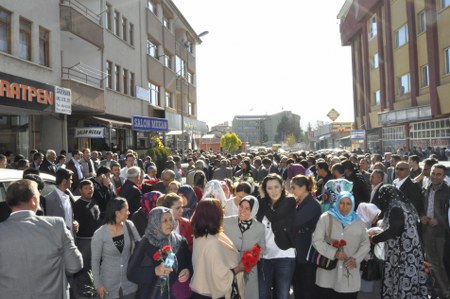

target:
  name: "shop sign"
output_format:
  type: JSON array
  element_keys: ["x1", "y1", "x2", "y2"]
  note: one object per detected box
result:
[
  {"x1": 0, "y1": 71, "x2": 55, "y2": 112},
  {"x1": 136, "y1": 86, "x2": 150, "y2": 102},
  {"x1": 351, "y1": 130, "x2": 365, "y2": 140},
  {"x1": 132, "y1": 116, "x2": 168, "y2": 132},
  {"x1": 54, "y1": 86, "x2": 72, "y2": 115},
  {"x1": 75, "y1": 127, "x2": 105, "y2": 138},
  {"x1": 411, "y1": 139, "x2": 450, "y2": 148},
  {"x1": 332, "y1": 122, "x2": 353, "y2": 132}
]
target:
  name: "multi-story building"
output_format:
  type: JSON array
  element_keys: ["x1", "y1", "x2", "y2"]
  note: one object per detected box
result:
[
  {"x1": 0, "y1": 0, "x2": 207, "y2": 155},
  {"x1": 232, "y1": 111, "x2": 301, "y2": 146},
  {"x1": 338, "y1": 0, "x2": 450, "y2": 153}
]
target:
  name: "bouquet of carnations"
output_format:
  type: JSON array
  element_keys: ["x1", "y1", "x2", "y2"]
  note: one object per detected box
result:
[
  {"x1": 153, "y1": 245, "x2": 176, "y2": 296},
  {"x1": 241, "y1": 244, "x2": 262, "y2": 273}
]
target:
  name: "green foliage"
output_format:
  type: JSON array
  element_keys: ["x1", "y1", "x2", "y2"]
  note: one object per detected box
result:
[
  {"x1": 220, "y1": 132, "x2": 242, "y2": 152},
  {"x1": 285, "y1": 134, "x2": 296, "y2": 147},
  {"x1": 146, "y1": 136, "x2": 171, "y2": 176},
  {"x1": 275, "y1": 115, "x2": 303, "y2": 144}
]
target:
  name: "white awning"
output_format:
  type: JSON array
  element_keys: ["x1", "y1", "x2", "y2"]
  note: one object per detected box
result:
[{"x1": 166, "y1": 130, "x2": 182, "y2": 135}]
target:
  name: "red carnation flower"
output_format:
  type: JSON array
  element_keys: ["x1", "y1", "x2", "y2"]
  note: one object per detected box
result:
[
  {"x1": 332, "y1": 240, "x2": 340, "y2": 248},
  {"x1": 162, "y1": 245, "x2": 172, "y2": 253},
  {"x1": 339, "y1": 240, "x2": 347, "y2": 247},
  {"x1": 252, "y1": 245, "x2": 261, "y2": 256},
  {"x1": 153, "y1": 250, "x2": 161, "y2": 261}
]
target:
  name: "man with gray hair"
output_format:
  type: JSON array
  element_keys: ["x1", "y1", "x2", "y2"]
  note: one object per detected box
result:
[
  {"x1": 39, "y1": 149, "x2": 57, "y2": 175},
  {"x1": 118, "y1": 166, "x2": 142, "y2": 217},
  {"x1": 187, "y1": 159, "x2": 205, "y2": 187},
  {"x1": 212, "y1": 159, "x2": 233, "y2": 181}
]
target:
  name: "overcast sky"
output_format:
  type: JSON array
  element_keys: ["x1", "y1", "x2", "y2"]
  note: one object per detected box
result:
[{"x1": 173, "y1": 0, "x2": 352, "y2": 130}]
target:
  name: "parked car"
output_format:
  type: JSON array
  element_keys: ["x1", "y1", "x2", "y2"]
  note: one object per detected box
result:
[{"x1": 0, "y1": 169, "x2": 56, "y2": 222}]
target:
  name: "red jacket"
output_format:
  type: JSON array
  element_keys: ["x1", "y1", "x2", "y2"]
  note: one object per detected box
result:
[{"x1": 178, "y1": 217, "x2": 193, "y2": 251}]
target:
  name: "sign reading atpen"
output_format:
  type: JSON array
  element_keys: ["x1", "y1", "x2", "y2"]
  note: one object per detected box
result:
[{"x1": 132, "y1": 116, "x2": 168, "y2": 132}]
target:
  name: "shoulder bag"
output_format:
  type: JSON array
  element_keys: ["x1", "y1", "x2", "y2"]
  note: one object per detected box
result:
[{"x1": 306, "y1": 214, "x2": 337, "y2": 270}]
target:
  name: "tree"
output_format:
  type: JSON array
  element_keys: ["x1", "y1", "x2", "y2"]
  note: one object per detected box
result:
[
  {"x1": 275, "y1": 115, "x2": 303, "y2": 144},
  {"x1": 285, "y1": 134, "x2": 296, "y2": 147},
  {"x1": 220, "y1": 132, "x2": 242, "y2": 152},
  {"x1": 146, "y1": 136, "x2": 170, "y2": 177}
]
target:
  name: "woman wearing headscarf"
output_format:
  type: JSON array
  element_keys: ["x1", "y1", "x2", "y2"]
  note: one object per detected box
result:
[
  {"x1": 290, "y1": 175, "x2": 321, "y2": 299},
  {"x1": 177, "y1": 185, "x2": 198, "y2": 219},
  {"x1": 223, "y1": 195, "x2": 265, "y2": 299},
  {"x1": 127, "y1": 207, "x2": 192, "y2": 299},
  {"x1": 356, "y1": 203, "x2": 380, "y2": 229},
  {"x1": 369, "y1": 185, "x2": 428, "y2": 299},
  {"x1": 312, "y1": 191, "x2": 370, "y2": 299},
  {"x1": 131, "y1": 191, "x2": 162, "y2": 237},
  {"x1": 202, "y1": 180, "x2": 227, "y2": 207}
]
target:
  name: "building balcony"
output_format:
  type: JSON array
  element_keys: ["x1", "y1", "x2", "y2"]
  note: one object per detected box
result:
[
  {"x1": 60, "y1": 1, "x2": 103, "y2": 49},
  {"x1": 378, "y1": 105, "x2": 431, "y2": 126}
]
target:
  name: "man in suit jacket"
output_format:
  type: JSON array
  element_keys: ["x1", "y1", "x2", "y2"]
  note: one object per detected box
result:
[
  {"x1": 66, "y1": 150, "x2": 84, "y2": 192},
  {"x1": 119, "y1": 166, "x2": 142, "y2": 217},
  {"x1": 45, "y1": 168, "x2": 79, "y2": 235},
  {"x1": 39, "y1": 149, "x2": 57, "y2": 175},
  {"x1": 0, "y1": 179, "x2": 83, "y2": 299},
  {"x1": 212, "y1": 159, "x2": 233, "y2": 181},
  {"x1": 394, "y1": 161, "x2": 424, "y2": 216},
  {"x1": 369, "y1": 169, "x2": 384, "y2": 217}
]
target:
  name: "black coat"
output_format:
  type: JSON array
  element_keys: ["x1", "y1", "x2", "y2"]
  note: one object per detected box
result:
[
  {"x1": 399, "y1": 177, "x2": 424, "y2": 216},
  {"x1": 119, "y1": 180, "x2": 142, "y2": 217},
  {"x1": 292, "y1": 194, "x2": 322, "y2": 264},
  {"x1": 39, "y1": 159, "x2": 56, "y2": 175},
  {"x1": 127, "y1": 236, "x2": 192, "y2": 299},
  {"x1": 256, "y1": 195, "x2": 296, "y2": 250}
]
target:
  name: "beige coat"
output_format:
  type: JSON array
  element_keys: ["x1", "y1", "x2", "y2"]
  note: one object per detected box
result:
[
  {"x1": 312, "y1": 213, "x2": 370, "y2": 293},
  {"x1": 190, "y1": 232, "x2": 244, "y2": 299}
]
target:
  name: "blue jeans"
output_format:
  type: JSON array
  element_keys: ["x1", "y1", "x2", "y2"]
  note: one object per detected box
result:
[{"x1": 258, "y1": 258, "x2": 295, "y2": 299}]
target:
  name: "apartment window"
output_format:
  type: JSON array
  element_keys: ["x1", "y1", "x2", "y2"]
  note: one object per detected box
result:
[
  {"x1": 39, "y1": 27, "x2": 49, "y2": 66},
  {"x1": 113, "y1": 11, "x2": 120, "y2": 36},
  {"x1": 0, "y1": 7, "x2": 12, "y2": 53},
  {"x1": 130, "y1": 72, "x2": 135, "y2": 96},
  {"x1": 105, "y1": 3, "x2": 112, "y2": 30},
  {"x1": 163, "y1": 54, "x2": 171, "y2": 68},
  {"x1": 115, "y1": 64, "x2": 120, "y2": 91},
  {"x1": 19, "y1": 18, "x2": 32, "y2": 61},
  {"x1": 188, "y1": 102, "x2": 193, "y2": 116},
  {"x1": 417, "y1": 11, "x2": 426, "y2": 34},
  {"x1": 445, "y1": 48, "x2": 450, "y2": 74},
  {"x1": 186, "y1": 41, "x2": 194, "y2": 54},
  {"x1": 147, "y1": 0, "x2": 156, "y2": 14},
  {"x1": 122, "y1": 17, "x2": 127, "y2": 41},
  {"x1": 123, "y1": 68, "x2": 128, "y2": 94},
  {"x1": 175, "y1": 56, "x2": 185, "y2": 77},
  {"x1": 149, "y1": 82, "x2": 160, "y2": 106},
  {"x1": 165, "y1": 91, "x2": 173, "y2": 108},
  {"x1": 146, "y1": 39, "x2": 158, "y2": 58},
  {"x1": 163, "y1": 16, "x2": 170, "y2": 29},
  {"x1": 369, "y1": 16, "x2": 377, "y2": 39},
  {"x1": 187, "y1": 71, "x2": 194, "y2": 84},
  {"x1": 373, "y1": 90, "x2": 381, "y2": 105},
  {"x1": 421, "y1": 65, "x2": 429, "y2": 87},
  {"x1": 371, "y1": 53, "x2": 379, "y2": 69},
  {"x1": 129, "y1": 23, "x2": 134, "y2": 46},
  {"x1": 443, "y1": 0, "x2": 450, "y2": 8},
  {"x1": 398, "y1": 73, "x2": 410, "y2": 96},
  {"x1": 395, "y1": 24, "x2": 408, "y2": 48},
  {"x1": 106, "y1": 60, "x2": 112, "y2": 89}
]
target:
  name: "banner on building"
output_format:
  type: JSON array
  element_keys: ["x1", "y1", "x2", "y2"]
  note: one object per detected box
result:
[
  {"x1": 136, "y1": 86, "x2": 150, "y2": 102},
  {"x1": 351, "y1": 130, "x2": 365, "y2": 140},
  {"x1": 132, "y1": 116, "x2": 169, "y2": 132},
  {"x1": 75, "y1": 127, "x2": 105, "y2": 138},
  {"x1": 54, "y1": 86, "x2": 72, "y2": 115}
]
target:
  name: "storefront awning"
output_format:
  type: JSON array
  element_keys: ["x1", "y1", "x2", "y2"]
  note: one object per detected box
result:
[
  {"x1": 166, "y1": 130, "x2": 182, "y2": 136},
  {"x1": 91, "y1": 116, "x2": 131, "y2": 128}
]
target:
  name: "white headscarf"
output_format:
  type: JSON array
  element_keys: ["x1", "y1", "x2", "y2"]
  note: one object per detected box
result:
[
  {"x1": 202, "y1": 180, "x2": 227, "y2": 207},
  {"x1": 356, "y1": 202, "x2": 381, "y2": 229}
]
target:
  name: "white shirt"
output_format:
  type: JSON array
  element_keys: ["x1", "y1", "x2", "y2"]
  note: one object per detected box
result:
[
  {"x1": 261, "y1": 216, "x2": 296, "y2": 259},
  {"x1": 55, "y1": 188, "x2": 73, "y2": 229},
  {"x1": 393, "y1": 177, "x2": 408, "y2": 190},
  {"x1": 72, "y1": 158, "x2": 83, "y2": 180},
  {"x1": 370, "y1": 182, "x2": 383, "y2": 202},
  {"x1": 119, "y1": 166, "x2": 129, "y2": 181}
]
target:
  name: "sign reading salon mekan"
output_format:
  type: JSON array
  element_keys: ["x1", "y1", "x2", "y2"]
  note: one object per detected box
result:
[{"x1": 74, "y1": 127, "x2": 105, "y2": 138}]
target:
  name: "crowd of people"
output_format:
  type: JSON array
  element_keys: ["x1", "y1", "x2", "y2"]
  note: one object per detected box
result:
[{"x1": 0, "y1": 146, "x2": 449, "y2": 299}]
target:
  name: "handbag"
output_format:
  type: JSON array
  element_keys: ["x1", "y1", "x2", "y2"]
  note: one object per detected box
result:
[
  {"x1": 361, "y1": 257, "x2": 382, "y2": 281},
  {"x1": 306, "y1": 214, "x2": 337, "y2": 270},
  {"x1": 125, "y1": 221, "x2": 138, "y2": 255}
]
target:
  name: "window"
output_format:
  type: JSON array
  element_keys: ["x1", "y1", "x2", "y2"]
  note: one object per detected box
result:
[
  {"x1": 123, "y1": 68, "x2": 128, "y2": 94},
  {"x1": 395, "y1": 24, "x2": 408, "y2": 48},
  {"x1": 130, "y1": 72, "x2": 135, "y2": 96},
  {"x1": 0, "y1": 7, "x2": 11, "y2": 53},
  {"x1": 421, "y1": 65, "x2": 429, "y2": 87},
  {"x1": 369, "y1": 16, "x2": 377, "y2": 39},
  {"x1": 418, "y1": 11, "x2": 426, "y2": 34},
  {"x1": 106, "y1": 60, "x2": 112, "y2": 88},
  {"x1": 122, "y1": 17, "x2": 127, "y2": 41},
  {"x1": 186, "y1": 41, "x2": 194, "y2": 54},
  {"x1": 163, "y1": 54, "x2": 171, "y2": 68},
  {"x1": 373, "y1": 90, "x2": 381, "y2": 105},
  {"x1": 398, "y1": 73, "x2": 410, "y2": 95},
  {"x1": 187, "y1": 71, "x2": 194, "y2": 84},
  {"x1": 147, "y1": 0, "x2": 156, "y2": 14},
  {"x1": 113, "y1": 11, "x2": 120, "y2": 36},
  {"x1": 188, "y1": 102, "x2": 193, "y2": 116},
  {"x1": 105, "y1": 3, "x2": 112, "y2": 30},
  {"x1": 129, "y1": 23, "x2": 134, "y2": 46},
  {"x1": 165, "y1": 91, "x2": 173, "y2": 108},
  {"x1": 445, "y1": 48, "x2": 450, "y2": 74},
  {"x1": 175, "y1": 56, "x2": 185, "y2": 77},
  {"x1": 146, "y1": 39, "x2": 158, "y2": 58},
  {"x1": 149, "y1": 82, "x2": 160, "y2": 106},
  {"x1": 163, "y1": 16, "x2": 170, "y2": 29},
  {"x1": 39, "y1": 27, "x2": 49, "y2": 66},
  {"x1": 19, "y1": 18, "x2": 32, "y2": 61},
  {"x1": 115, "y1": 64, "x2": 120, "y2": 91},
  {"x1": 443, "y1": 0, "x2": 450, "y2": 8},
  {"x1": 371, "y1": 53, "x2": 379, "y2": 69}
]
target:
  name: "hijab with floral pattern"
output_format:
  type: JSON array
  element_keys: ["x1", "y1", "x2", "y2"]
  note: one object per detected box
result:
[
  {"x1": 140, "y1": 191, "x2": 163, "y2": 217},
  {"x1": 144, "y1": 206, "x2": 182, "y2": 254}
]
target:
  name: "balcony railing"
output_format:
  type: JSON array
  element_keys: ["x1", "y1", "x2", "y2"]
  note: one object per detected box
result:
[
  {"x1": 60, "y1": 0, "x2": 101, "y2": 24},
  {"x1": 61, "y1": 63, "x2": 106, "y2": 89}
]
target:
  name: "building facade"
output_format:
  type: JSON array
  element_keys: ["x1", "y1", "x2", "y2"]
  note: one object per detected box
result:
[
  {"x1": 338, "y1": 0, "x2": 450, "y2": 154},
  {"x1": 0, "y1": 0, "x2": 207, "y2": 155}
]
